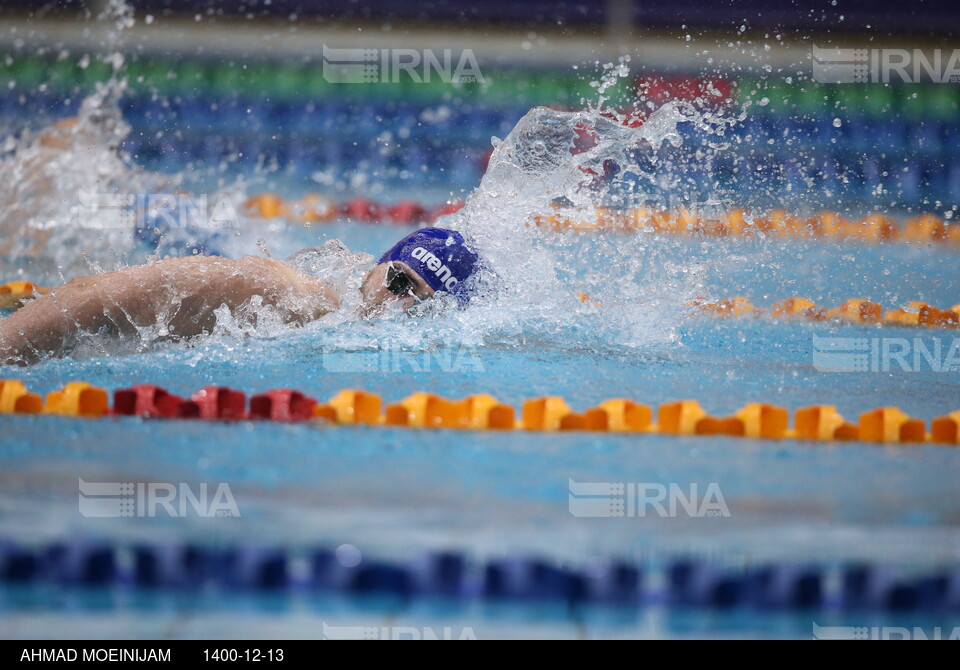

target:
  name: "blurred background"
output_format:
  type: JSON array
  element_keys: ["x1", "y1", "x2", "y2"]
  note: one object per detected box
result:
[{"x1": 0, "y1": 0, "x2": 958, "y2": 215}]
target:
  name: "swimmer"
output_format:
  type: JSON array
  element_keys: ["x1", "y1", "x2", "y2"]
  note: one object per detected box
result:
[
  {"x1": 0, "y1": 117, "x2": 98, "y2": 254},
  {"x1": 0, "y1": 228, "x2": 479, "y2": 365},
  {"x1": 0, "y1": 96, "x2": 188, "y2": 266}
]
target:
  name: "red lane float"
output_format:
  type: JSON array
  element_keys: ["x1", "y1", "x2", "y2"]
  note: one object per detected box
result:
[
  {"x1": 113, "y1": 385, "x2": 183, "y2": 418},
  {"x1": 249, "y1": 389, "x2": 317, "y2": 422},
  {"x1": 178, "y1": 386, "x2": 247, "y2": 420}
]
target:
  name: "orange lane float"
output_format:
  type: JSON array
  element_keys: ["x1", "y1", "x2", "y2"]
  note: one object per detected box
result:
[
  {"x1": 771, "y1": 297, "x2": 827, "y2": 321},
  {"x1": 522, "y1": 396, "x2": 573, "y2": 431},
  {"x1": 0, "y1": 281, "x2": 48, "y2": 311},
  {"x1": 734, "y1": 403, "x2": 790, "y2": 440},
  {"x1": 931, "y1": 411, "x2": 960, "y2": 445},
  {"x1": 0, "y1": 380, "x2": 42, "y2": 414},
  {"x1": 244, "y1": 193, "x2": 289, "y2": 219},
  {"x1": 794, "y1": 405, "x2": 848, "y2": 441},
  {"x1": 858, "y1": 407, "x2": 927, "y2": 444},
  {"x1": 592, "y1": 399, "x2": 653, "y2": 433},
  {"x1": 658, "y1": 400, "x2": 708, "y2": 435},
  {"x1": 463, "y1": 394, "x2": 516, "y2": 430},
  {"x1": 293, "y1": 194, "x2": 338, "y2": 224},
  {"x1": 689, "y1": 296, "x2": 763, "y2": 318},
  {"x1": 328, "y1": 389, "x2": 382, "y2": 425},
  {"x1": 918, "y1": 305, "x2": 960, "y2": 329},
  {"x1": 826, "y1": 299, "x2": 883, "y2": 324},
  {"x1": 44, "y1": 382, "x2": 109, "y2": 417}
]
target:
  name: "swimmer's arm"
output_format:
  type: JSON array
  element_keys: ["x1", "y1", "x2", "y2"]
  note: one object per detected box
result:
[
  {"x1": 0, "y1": 275, "x2": 115, "y2": 364},
  {"x1": 0, "y1": 256, "x2": 338, "y2": 365}
]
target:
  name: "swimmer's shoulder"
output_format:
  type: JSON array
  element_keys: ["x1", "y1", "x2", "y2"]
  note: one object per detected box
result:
[{"x1": 237, "y1": 254, "x2": 341, "y2": 311}]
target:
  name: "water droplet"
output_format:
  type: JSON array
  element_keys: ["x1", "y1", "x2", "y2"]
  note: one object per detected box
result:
[{"x1": 335, "y1": 544, "x2": 362, "y2": 568}]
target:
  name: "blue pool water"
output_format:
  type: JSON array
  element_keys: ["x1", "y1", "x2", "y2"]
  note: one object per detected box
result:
[{"x1": 2, "y1": 224, "x2": 960, "y2": 637}]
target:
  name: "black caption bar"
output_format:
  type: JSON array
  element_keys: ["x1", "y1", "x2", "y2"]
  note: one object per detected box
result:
[{"x1": 7, "y1": 641, "x2": 318, "y2": 662}]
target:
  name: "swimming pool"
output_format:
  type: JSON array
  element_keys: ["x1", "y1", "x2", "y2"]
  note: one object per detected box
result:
[{"x1": 2, "y1": 21, "x2": 960, "y2": 637}]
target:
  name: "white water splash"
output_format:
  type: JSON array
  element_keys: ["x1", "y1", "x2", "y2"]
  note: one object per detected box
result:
[
  {"x1": 0, "y1": 79, "x2": 178, "y2": 279},
  {"x1": 433, "y1": 65, "x2": 741, "y2": 347}
]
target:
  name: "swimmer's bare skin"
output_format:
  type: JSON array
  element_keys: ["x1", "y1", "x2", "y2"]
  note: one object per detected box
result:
[{"x1": 0, "y1": 255, "x2": 338, "y2": 365}]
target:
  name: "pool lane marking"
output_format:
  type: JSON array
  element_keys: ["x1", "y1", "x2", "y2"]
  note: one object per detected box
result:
[{"x1": 2, "y1": 381, "x2": 959, "y2": 446}]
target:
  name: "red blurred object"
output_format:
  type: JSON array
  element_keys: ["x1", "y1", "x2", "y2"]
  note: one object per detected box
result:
[
  {"x1": 112, "y1": 385, "x2": 183, "y2": 418},
  {"x1": 634, "y1": 75, "x2": 734, "y2": 108},
  {"x1": 572, "y1": 122, "x2": 594, "y2": 153},
  {"x1": 479, "y1": 146, "x2": 494, "y2": 174},
  {"x1": 615, "y1": 110, "x2": 647, "y2": 128},
  {"x1": 341, "y1": 197, "x2": 383, "y2": 223},
  {"x1": 428, "y1": 201, "x2": 464, "y2": 223},
  {"x1": 249, "y1": 389, "x2": 317, "y2": 422},
  {"x1": 386, "y1": 201, "x2": 428, "y2": 225},
  {"x1": 179, "y1": 386, "x2": 247, "y2": 420}
]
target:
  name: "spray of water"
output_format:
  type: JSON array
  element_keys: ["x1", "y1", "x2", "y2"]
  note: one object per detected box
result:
[
  {"x1": 0, "y1": 78, "x2": 177, "y2": 277},
  {"x1": 0, "y1": 0, "x2": 258, "y2": 280},
  {"x1": 430, "y1": 60, "x2": 743, "y2": 348}
]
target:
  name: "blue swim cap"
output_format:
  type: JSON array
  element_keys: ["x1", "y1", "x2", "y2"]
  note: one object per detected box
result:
[{"x1": 378, "y1": 227, "x2": 479, "y2": 298}]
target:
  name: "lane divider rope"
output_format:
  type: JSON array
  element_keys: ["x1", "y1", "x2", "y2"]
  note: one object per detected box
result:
[
  {"x1": 536, "y1": 208, "x2": 960, "y2": 247},
  {"x1": 243, "y1": 193, "x2": 464, "y2": 225},
  {"x1": 2, "y1": 381, "x2": 959, "y2": 446},
  {"x1": 245, "y1": 196, "x2": 960, "y2": 250},
  {"x1": 0, "y1": 537, "x2": 955, "y2": 612},
  {"x1": 690, "y1": 296, "x2": 960, "y2": 329}
]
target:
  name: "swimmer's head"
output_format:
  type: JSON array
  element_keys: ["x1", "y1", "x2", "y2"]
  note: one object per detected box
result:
[
  {"x1": 38, "y1": 118, "x2": 79, "y2": 150},
  {"x1": 360, "y1": 227, "x2": 480, "y2": 316},
  {"x1": 38, "y1": 111, "x2": 123, "y2": 153}
]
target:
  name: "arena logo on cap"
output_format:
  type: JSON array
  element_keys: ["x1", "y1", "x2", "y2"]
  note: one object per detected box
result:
[{"x1": 411, "y1": 246, "x2": 459, "y2": 291}]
